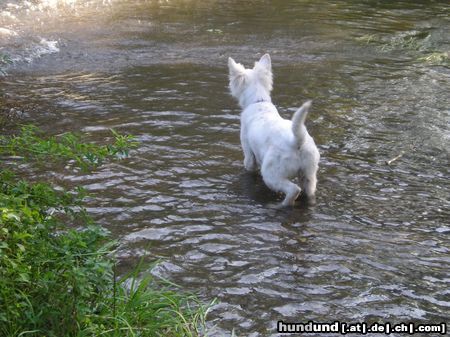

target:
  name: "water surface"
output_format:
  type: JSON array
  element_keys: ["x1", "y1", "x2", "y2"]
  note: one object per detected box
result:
[{"x1": 1, "y1": 1, "x2": 449, "y2": 335}]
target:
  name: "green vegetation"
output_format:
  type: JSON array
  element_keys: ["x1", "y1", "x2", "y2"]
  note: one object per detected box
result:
[
  {"x1": 0, "y1": 127, "x2": 212, "y2": 336},
  {"x1": 0, "y1": 125, "x2": 138, "y2": 170},
  {"x1": 379, "y1": 35, "x2": 423, "y2": 52},
  {"x1": 355, "y1": 34, "x2": 377, "y2": 45},
  {"x1": 0, "y1": 53, "x2": 12, "y2": 76},
  {"x1": 417, "y1": 51, "x2": 449, "y2": 65},
  {"x1": 356, "y1": 31, "x2": 449, "y2": 67},
  {"x1": 355, "y1": 31, "x2": 427, "y2": 52}
]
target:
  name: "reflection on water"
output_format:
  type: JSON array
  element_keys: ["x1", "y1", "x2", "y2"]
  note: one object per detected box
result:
[{"x1": 1, "y1": 0, "x2": 449, "y2": 335}]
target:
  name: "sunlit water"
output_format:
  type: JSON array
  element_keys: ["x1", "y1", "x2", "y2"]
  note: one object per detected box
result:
[{"x1": 1, "y1": 0, "x2": 449, "y2": 335}]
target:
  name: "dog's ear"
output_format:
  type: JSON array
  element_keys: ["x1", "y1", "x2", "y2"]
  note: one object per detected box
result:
[
  {"x1": 228, "y1": 57, "x2": 247, "y2": 97},
  {"x1": 257, "y1": 54, "x2": 271, "y2": 72},
  {"x1": 253, "y1": 54, "x2": 273, "y2": 92},
  {"x1": 228, "y1": 57, "x2": 245, "y2": 77}
]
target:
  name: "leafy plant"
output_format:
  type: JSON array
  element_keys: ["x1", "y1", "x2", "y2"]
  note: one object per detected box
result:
[
  {"x1": 0, "y1": 171, "x2": 213, "y2": 337},
  {"x1": 0, "y1": 125, "x2": 138, "y2": 170},
  {"x1": 0, "y1": 171, "x2": 108, "y2": 335},
  {"x1": 0, "y1": 128, "x2": 213, "y2": 336}
]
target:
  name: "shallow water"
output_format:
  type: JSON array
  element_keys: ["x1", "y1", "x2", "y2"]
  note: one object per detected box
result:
[{"x1": 1, "y1": 0, "x2": 449, "y2": 335}]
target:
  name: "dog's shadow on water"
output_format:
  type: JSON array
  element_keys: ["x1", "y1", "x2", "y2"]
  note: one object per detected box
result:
[{"x1": 234, "y1": 171, "x2": 313, "y2": 215}]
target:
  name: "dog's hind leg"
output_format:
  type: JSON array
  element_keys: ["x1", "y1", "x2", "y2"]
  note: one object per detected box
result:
[
  {"x1": 262, "y1": 166, "x2": 301, "y2": 207},
  {"x1": 299, "y1": 172, "x2": 317, "y2": 204},
  {"x1": 271, "y1": 179, "x2": 301, "y2": 207},
  {"x1": 281, "y1": 181, "x2": 301, "y2": 206}
]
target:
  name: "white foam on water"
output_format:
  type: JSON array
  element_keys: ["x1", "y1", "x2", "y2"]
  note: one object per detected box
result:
[
  {"x1": 0, "y1": 27, "x2": 18, "y2": 36},
  {"x1": 0, "y1": 0, "x2": 111, "y2": 68},
  {"x1": 1, "y1": 10, "x2": 17, "y2": 21},
  {"x1": 25, "y1": 38, "x2": 60, "y2": 62}
]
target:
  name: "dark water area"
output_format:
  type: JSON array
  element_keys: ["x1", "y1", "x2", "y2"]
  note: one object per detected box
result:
[{"x1": 1, "y1": 0, "x2": 449, "y2": 335}]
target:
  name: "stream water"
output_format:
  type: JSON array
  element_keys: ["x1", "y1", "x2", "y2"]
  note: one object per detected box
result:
[{"x1": 1, "y1": 0, "x2": 449, "y2": 335}]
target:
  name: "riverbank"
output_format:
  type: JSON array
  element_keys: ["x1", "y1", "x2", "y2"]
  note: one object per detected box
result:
[{"x1": 0, "y1": 124, "x2": 212, "y2": 336}]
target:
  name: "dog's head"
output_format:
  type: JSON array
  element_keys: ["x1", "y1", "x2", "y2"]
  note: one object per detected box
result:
[{"x1": 228, "y1": 54, "x2": 273, "y2": 103}]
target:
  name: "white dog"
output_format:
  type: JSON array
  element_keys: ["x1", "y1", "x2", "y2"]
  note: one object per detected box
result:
[{"x1": 228, "y1": 54, "x2": 320, "y2": 206}]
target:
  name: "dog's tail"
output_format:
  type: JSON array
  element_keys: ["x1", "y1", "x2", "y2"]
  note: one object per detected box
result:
[{"x1": 291, "y1": 100, "x2": 312, "y2": 145}]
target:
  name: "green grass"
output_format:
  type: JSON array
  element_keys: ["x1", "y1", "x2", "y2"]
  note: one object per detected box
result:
[{"x1": 0, "y1": 127, "x2": 213, "y2": 336}]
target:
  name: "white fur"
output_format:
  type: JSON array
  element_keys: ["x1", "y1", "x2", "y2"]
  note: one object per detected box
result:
[{"x1": 228, "y1": 54, "x2": 320, "y2": 206}]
